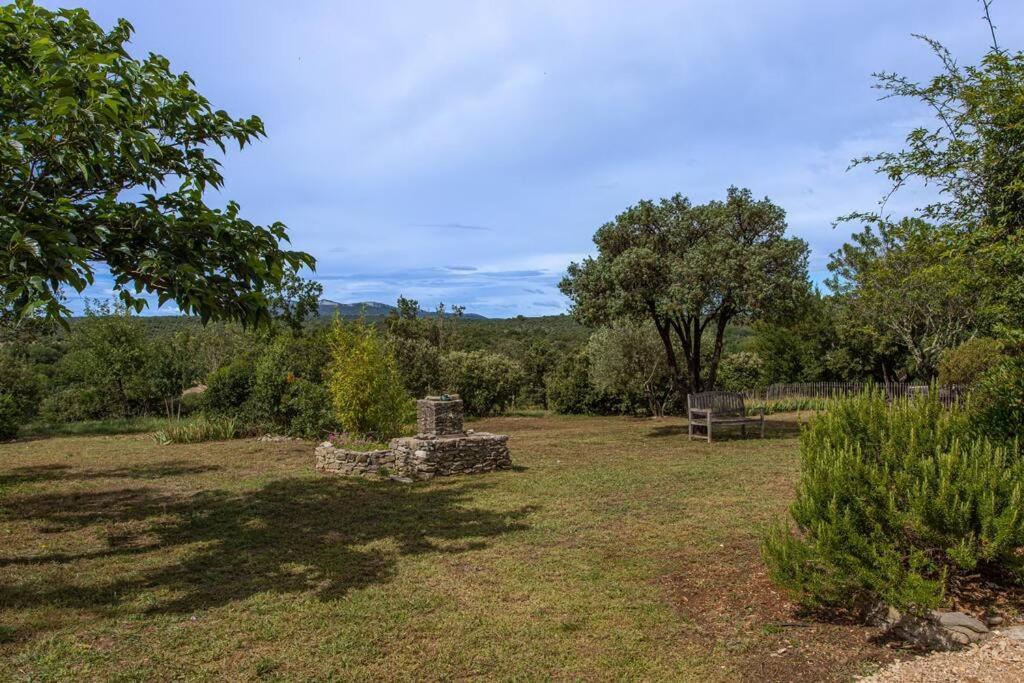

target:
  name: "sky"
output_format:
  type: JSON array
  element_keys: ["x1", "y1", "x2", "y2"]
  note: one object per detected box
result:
[{"x1": 50, "y1": 0, "x2": 1024, "y2": 318}]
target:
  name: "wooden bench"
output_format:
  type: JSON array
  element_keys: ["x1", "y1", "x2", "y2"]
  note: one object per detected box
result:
[{"x1": 687, "y1": 391, "x2": 764, "y2": 443}]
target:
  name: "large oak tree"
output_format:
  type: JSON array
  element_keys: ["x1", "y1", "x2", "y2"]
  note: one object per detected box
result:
[
  {"x1": 560, "y1": 187, "x2": 809, "y2": 395},
  {"x1": 1, "y1": 0, "x2": 314, "y2": 326}
]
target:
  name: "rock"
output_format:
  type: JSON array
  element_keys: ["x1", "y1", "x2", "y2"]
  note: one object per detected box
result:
[
  {"x1": 389, "y1": 475, "x2": 414, "y2": 484},
  {"x1": 937, "y1": 611, "x2": 989, "y2": 633},
  {"x1": 996, "y1": 625, "x2": 1024, "y2": 641},
  {"x1": 869, "y1": 604, "x2": 991, "y2": 651},
  {"x1": 987, "y1": 615, "x2": 1004, "y2": 626}
]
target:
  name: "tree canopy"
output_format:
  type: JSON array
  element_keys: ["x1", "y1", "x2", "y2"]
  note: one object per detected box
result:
[
  {"x1": 0, "y1": 0, "x2": 314, "y2": 326},
  {"x1": 560, "y1": 187, "x2": 809, "y2": 394},
  {"x1": 848, "y1": 27, "x2": 1024, "y2": 338}
]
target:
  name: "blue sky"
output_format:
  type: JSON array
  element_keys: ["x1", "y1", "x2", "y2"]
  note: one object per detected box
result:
[{"x1": 53, "y1": 0, "x2": 1024, "y2": 317}]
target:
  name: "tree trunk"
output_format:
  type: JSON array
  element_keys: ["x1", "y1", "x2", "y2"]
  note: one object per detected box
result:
[
  {"x1": 704, "y1": 313, "x2": 731, "y2": 390},
  {"x1": 650, "y1": 311, "x2": 685, "y2": 396}
]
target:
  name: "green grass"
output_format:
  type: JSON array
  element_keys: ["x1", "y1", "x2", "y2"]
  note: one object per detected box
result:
[{"x1": 0, "y1": 415, "x2": 894, "y2": 681}]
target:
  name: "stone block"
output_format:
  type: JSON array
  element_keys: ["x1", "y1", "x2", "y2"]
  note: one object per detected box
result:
[{"x1": 416, "y1": 396, "x2": 464, "y2": 436}]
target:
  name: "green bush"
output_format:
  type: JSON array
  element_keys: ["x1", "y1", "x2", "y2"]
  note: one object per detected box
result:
[
  {"x1": 327, "y1": 320, "x2": 410, "y2": 439},
  {"x1": 0, "y1": 394, "x2": 19, "y2": 440},
  {"x1": 203, "y1": 358, "x2": 256, "y2": 415},
  {"x1": 440, "y1": 350, "x2": 523, "y2": 417},
  {"x1": 762, "y1": 389, "x2": 1024, "y2": 613},
  {"x1": 284, "y1": 378, "x2": 336, "y2": 439},
  {"x1": 938, "y1": 337, "x2": 1004, "y2": 388},
  {"x1": 545, "y1": 352, "x2": 619, "y2": 415},
  {"x1": 0, "y1": 353, "x2": 43, "y2": 423},
  {"x1": 716, "y1": 351, "x2": 765, "y2": 392},
  {"x1": 967, "y1": 356, "x2": 1024, "y2": 444}
]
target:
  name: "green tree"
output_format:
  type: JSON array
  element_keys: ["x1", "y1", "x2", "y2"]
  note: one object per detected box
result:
[
  {"x1": 440, "y1": 350, "x2": 523, "y2": 417},
  {"x1": 327, "y1": 319, "x2": 409, "y2": 439},
  {"x1": 560, "y1": 187, "x2": 809, "y2": 395},
  {"x1": 586, "y1": 321, "x2": 674, "y2": 416},
  {"x1": 50, "y1": 301, "x2": 156, "y2": 418},
  {"x1": 846, "y1": 18, "x2": 1024, "y2": 339},
  {"x1": 261, "y1": 271, "x2": 323, "y2": 333},
  {"x1": 827, "y1": 219, "x2": 986, "y2": 380},
  {"x1": 0, "y1": 1, "x2": 313, "y2": 325}
]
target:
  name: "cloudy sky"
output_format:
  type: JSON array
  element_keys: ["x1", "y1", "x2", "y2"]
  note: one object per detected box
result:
[{"x1": 54, "y1": 0, "x2": 1024, "y2": 317}]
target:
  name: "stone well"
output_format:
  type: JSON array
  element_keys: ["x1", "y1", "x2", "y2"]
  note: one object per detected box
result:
[{"x1": 315, "y1": 395, "x2": 511, "y2": 481}]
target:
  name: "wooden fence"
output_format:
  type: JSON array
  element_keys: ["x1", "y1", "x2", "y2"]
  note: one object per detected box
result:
[{"x1": 741, "y1": 382, "x2": 962, "y2": 406}]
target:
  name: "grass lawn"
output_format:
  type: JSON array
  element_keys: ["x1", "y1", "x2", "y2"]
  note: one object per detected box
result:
[{"x1": 0, "y1": 414, "x2": 894, "y2": 681}]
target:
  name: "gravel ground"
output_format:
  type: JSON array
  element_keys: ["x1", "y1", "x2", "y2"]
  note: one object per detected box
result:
[{"x1": 861, "y1": 636, "x2": 1024, "y2": 682}]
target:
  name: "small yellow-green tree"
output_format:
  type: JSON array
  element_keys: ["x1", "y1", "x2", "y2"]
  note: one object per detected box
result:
[{"x1": 327, "y1": 319, "x2": 409, "y2": 439}]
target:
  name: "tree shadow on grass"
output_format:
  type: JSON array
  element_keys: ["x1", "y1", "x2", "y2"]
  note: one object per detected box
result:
[
  {"x1": 0, "y1": 461, "x2": 222, "y2": 487},
  {"x1": 0, "y1": 476, "x2": 535, "y2": 616},
  {"x1": 646, "y1": 419, "x2": 804, "y2": 441}
]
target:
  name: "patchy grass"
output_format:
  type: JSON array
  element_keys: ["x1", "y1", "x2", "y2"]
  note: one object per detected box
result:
[{"x1": 0, "y1": 414, "x2": 893, "y2": 681}]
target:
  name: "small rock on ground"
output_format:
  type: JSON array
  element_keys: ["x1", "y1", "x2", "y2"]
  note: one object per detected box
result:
[{"x1": 860, "y1": 635, "x2": 1024, "y2": 682}]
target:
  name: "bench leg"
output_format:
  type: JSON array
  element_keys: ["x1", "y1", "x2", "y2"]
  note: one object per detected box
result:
[
  {"x1": 688, "y1": 413, "x2": 693, "y2": 441},
  {"x1": 706, "y1": 415, "x2": 713, "y2": 443},
  {"x1": 741, "y1": 424, "x2": 746, "y2": 438},
  {"x1": 760, "y1": 418, "x2": 765, "y2": 439}
]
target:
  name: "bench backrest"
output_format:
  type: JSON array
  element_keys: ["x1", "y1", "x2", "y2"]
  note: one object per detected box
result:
[{"x1": 688, "y1": 391, "x2": 747, "y2": 417}]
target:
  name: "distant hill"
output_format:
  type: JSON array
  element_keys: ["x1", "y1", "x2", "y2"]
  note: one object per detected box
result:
[{"x1": 317, "y1": 300, "x2": 487, "y2": 320}]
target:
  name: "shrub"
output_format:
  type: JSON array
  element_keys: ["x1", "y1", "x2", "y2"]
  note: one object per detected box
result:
[
  {"x1": 762, "y1": 389, "x2": 1024, "y2": 613},
  {"x1": 545, "y1": 352, "x2": 619, "y2": 415},
  {"x1": 967, "y1": 356, "x2": 1024, "y2": 444},
  {"x1": 327, "y1": 320, "x2": 409, "y2": 439},
  {"x1": 440, "y1": 350, "x2": 523, "y2": 417},
  {"x1": 586, "y1": 322, "x2": 673, "y2": 416},
  {"x1": 0, "y1": 353, "x2": 43, "y2": 423},
  {"x1": 153, "y1": 416, "x2": 240, "y2": 445},
  {"x1": 938, "y1": 337, "x2": 1004, "y2": 388},
  {"x1": 284, "y1": 378, "x2": 336, "y2": 439},
  {"x1": 203, "y1": 358, "x2": 256, "y2": 415},
  {"x1": 391, "y1": 336, "x2": 442, "y2": 399},
  {"x1": 0, "y1": 394, "x2": 19, "y2": 440},
  {"x1": 716, "y1": 351, "x2": 765, "y2": 392}
]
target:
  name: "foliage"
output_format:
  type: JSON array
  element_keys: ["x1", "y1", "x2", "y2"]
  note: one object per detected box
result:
[
  {"x1": 545, "y1": 351, "x2": 619, "y2": 415},
  {"x1": 715, "y1": 352, "x2": 765, "y2": 393},
  {"x1": 284, "y1": 378, "x2": 336, "y2": 439},
  {"x1": 262, "y1": 270, "x2": 323, "y2": 333},
  {"x1": 827, "y1": 219, "x2": 986, "y2": 379},
  {"x1": 586, "y1": 321, "x2": 674, "y2": 416},
  {"x1": 153, "y1": 416, "x2": 239, "y2": 445},
  {"x1": 0, "y1": 393, "x2": 18, "y2": 440},
  {"x1": 967, "y1": 356, "x2": 1024, "y2": 444},
  {"x1": 561, "y1": 187, "x2": 809, "y2": 394},
  {"x1": 846, "y1": 27, "x2": 1024, "y2": 338},
  {"x1": 51, "y1": 302, "x2": 160, "y2": 417},
  {"x1": 938, "y1": 337, "x2": 1004, "y2": 388},
  {"x1": 763, "y1": 390, "x2": 1024, "y2": 612},
  {"x1": 203, "y1": 357, "x2": 256, "y2": 416},
  {"x1": 0, "y1": 349, "x2": 42, "y2": 423},
  {"x1": 0, "y1": 0, "x2": 313, "y2": 324},
  {"x1": 327, "y1": 319, "x2": 409, "y2": 439},
  {"x1": 440, "y1": 350, "x2": 524, "y2": 417}
]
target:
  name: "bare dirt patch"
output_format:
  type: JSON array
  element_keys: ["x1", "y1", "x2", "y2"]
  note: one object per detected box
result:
[{"x1": 668, "y1": 540, "x2": 899, "y2": 681}]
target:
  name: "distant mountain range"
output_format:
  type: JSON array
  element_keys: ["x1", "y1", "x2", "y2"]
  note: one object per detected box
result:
[{"x1": 317, "y1": 300, "x2": 487, "y2": 320}]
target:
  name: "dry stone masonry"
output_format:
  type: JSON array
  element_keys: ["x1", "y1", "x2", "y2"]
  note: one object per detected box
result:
[{"x1": 315, "y1": 395, "x2": 512, "y2": 482}]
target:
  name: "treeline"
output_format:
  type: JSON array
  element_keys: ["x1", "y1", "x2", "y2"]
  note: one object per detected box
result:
[{"x1": 2, "y1": 282, "x2": 1004, "y2": 442}]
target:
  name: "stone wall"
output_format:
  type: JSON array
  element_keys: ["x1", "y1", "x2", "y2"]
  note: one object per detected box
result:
[
  {"x1": 391, "y1": 432, "x2": 511, "y2": 480},
  {"x1": 315, "y1": 431, "x2": 511, "y2": 482},
  {"x1": 314, "y1": 445, "x2": 396, "y2": 478}
]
